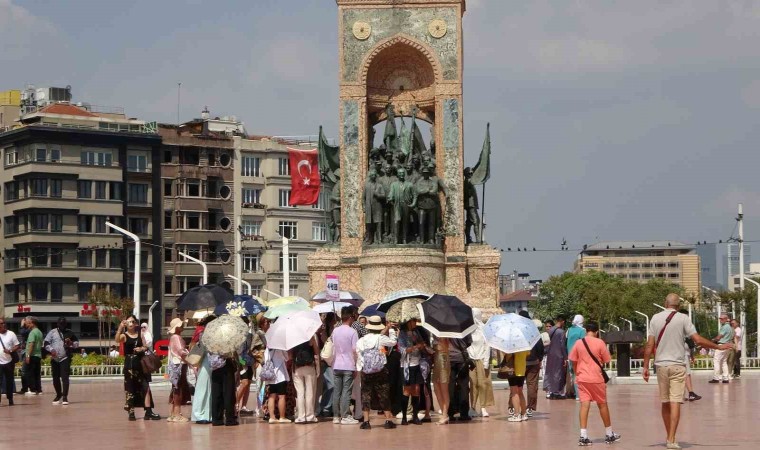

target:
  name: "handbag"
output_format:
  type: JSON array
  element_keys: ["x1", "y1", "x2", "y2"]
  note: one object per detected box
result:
[
  {"x1": 141, "y1": 351, "x2": 162, "y2": 374},
  {"x1": 186, "y1": 342, "x2": 206, "y2": 368},
  {"x1": 581, "y1": 338, "x2": 610, "y2": 384},
  {"x1": 497, "y1": 353, "x2": 515, "y2": 379},
  {"x1": 0, "y1": 334, "x2": 19, "y2": 365},
  {"x1": 361, "y1": 338, "x2": 386, "y2": 374},
  {"x1": 259, "y1": 350, "x2": 277, "y2": 383},
  {"x1": 320, "y1": 336, "x2": 335, "y2": 366}
]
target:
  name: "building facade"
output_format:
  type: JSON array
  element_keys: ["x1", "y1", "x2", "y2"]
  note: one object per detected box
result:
[
  {"x1": 1, "y1": 103, "x2": 163, "y2": 345},
  {"x1": 575, "y1": 241, "x2": 701, "y2": 298},
  {"x1": 726, "y1": 243, "x2": 751, "y2": 291}
]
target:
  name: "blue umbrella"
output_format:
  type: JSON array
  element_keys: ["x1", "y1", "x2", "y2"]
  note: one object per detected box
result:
[
  {"x1": 360, "y1": 303, "x2": 386, "y2": 318},
  {"x1": 483, "y1": 313, "x2": 541, "y2": 354},
  {"x1": 214, "y1": 294, "x2": 266, "y2": 317}
]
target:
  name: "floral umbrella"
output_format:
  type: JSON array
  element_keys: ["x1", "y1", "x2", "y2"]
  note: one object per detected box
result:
[
  {"x1": 201, "y1": 314, "x2": 248, "y2": 356},
  {"x1": 386, "y1": 298, "x2": 425, "y2": 323}
]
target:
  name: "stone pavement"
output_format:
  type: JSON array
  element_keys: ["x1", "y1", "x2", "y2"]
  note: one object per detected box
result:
[{"x1": 0, "y1": 372, "x2": 755, "y2": 449}]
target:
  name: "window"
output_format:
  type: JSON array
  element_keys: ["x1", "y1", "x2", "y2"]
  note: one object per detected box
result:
[
  {"x1": 129, "y1": 218, "x2": 148, "y2": 235},
  {"x1": 5, "y1": 250, "x2": 18, "y2": 270},
  {"x1": 615, "y1": 263, "x2": 626, "y2": 269},
  {"x1": 32, "y1": 248, "x2": 48, "y2": 267},
  {"x1": 31, "y1": 178, "x2": 48, "y2": 197},
  {"x1": 251, "y1": 285, "x2": 263, "y2": 297},
  {"x1": 78, "y1": 215, "x2": 92, "y2": 233},
  {"x1": 95, "y1": 181, "x2": 107, "y2": 199},
  {"x1": 31, "y1": 213, "x2": 48, "y2": 231},
  {"x1": 78, "y1": 250, "x2": 92, "y2": 268},
  {"x1": 5, "y1": 216, "x2": 18, "y2": 235},
  {"x1": 81, "y1": 151, "x2": 112, "y2": 166},
  {"x1": 4, "y1": 181, "x2": 18, "y2": 201},
  {"x1": 5, "y1": 149, "x2": 18, "y2": 166},
  {"x1": 50, "y1": 179, "x2": 62, "y2": 198},
  {"x1": 656, "y1": 273, "x2": 666, "y2": 278},
  {"x1": 127, "y1": 154, "x2": 148, "y2": 172},
  {"x1": 95, "y1": 216, "x2": 107, "y2": 233},
  {"x1": 95, "y1": 249, "x2": 107, "y2": 268},
  {"x1": 78, "y1": 283, "x2": 93, "y2": 303},
  {"x1": 279, "y1": 252, "x2": 298, "y2": 272},
  {"x1": 50, "y1": 148, "x2": 61, "y2": 163},
  {"x1": 110, "y1": 182, "x2": 122, "y2": 200},
  {"x1": 163, "y1": 149, "x2": 172, "y2": 163},
  {"x1": 180, "y1": 147, "x2": 199, "y2": 165},
  {"x1": 312, "y1": 222, "x2": 327, "y2": 242},
  {"x1": 185, "y1": 213, "x2": 200, "y2": 230},
  {"x1": 668, "y1": 273, "x2": 680, "y2": 279},
  {"x1": 312, "y1": 191, "x2": 328, "y2": 210},
  {"x1": 164, "y1": 246, "x2": 173, "y2": 262},
  {"x1": 186, "y1": 179, "x2": 200, "y2": 197},
  {"x1": 642, "y1": 262, "x2": 653, "y2": 268},
  {"x1": 165, "y1": 276, "x2": 173, "y2": 295},
  {"x1": 241, "y1": 220, "x2": 261, "y2": 237},
  {"x1": 50, "y1": 283, "x2": 63, "y2": 303},
  {"x1": 36, "y1": 148, "x2": 47, "y2": 162},
  {"x1": 109, "y1": 249, "x2": 123, "y2": 269},
  {"x1": 51, "y1": 214, "x2": 63, "y2": 232},
  {"x1": 279, "y1": 284, "x2": 299, "y2": 296},
  {"x1": 186, "y1": 245, "x2": 201, "y2": 260},
  {"x1": 279, "y1": 221, "x2": 298, "y2": 240},
  {"x1": 243, "y1": 253, "x2": 260, "y2": 272},
  {"x1": 668, "y1": 262, "x2": 679, "y2": 268},
  {"x1": 127, "y1": 250, "x2": 149, "y2": 271},
  {"x1": 128, "y1": 183, "x2": 148, "y2": 204},
  {"x1": 78, "y1": 180, "x2": 92, "y2": 199},
  {"x1": 278, "y1": 157, "x2": 290, "y2": 176},
  {"x1": 628, "y1": 263, "x2": 640, "y2": 269},
  {"x1": 33, "y1": 283, "x2": 48, "y2": 302},
  {"x1": 655, "y1": 262, "x2": 666, "y2": 269},
  {"x1": 164, "y1": 211, "x2": 172, "y2": 230},
  {"x1": 242, "y1": 188, "x2": 261, "y2": 204},
  {"x1": 629, "y1": 273, "x2": 641, "y2": 279},
  {"x1": 50, "y1": 250, "x2": 62, "y2": 268},
  {"x1": 278, "y1": 189, "x2": 292, "y2": 207},
  {"x1": 602, "y1": 263, "x2": 613, "y2": 269},
  {"x1": 163, "y1": 179, "x2": 172, "y2": 196},
  {"x1": 207, "y1": 152, "x2": 216, "y2": 167},
  {"x1": 241, "y1": 156, "x2": 261, "y2": 177},
  {"x1": 642, "y1": 273, "x2": 653, "y2": 279}
]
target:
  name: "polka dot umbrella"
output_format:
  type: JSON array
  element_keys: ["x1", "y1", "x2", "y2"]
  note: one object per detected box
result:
[{"x1": 483, "y1": 313, "x2": 541, "y2": 354}]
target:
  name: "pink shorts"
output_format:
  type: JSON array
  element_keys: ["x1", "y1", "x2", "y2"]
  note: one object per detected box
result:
[{"x1": 577, "y1": 382, "x2": 607, "y2": 404}]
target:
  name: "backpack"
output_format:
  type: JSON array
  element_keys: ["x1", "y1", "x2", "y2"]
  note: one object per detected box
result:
[
  {"x1": 294, "y1": 341, "x2": 315, "y2": 367},
  {"x1": 361, "y1": 337, "x2": 386, "y2": 374}
]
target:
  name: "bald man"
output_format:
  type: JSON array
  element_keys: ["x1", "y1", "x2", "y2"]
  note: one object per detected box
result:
[{"x1": 643, "y1": 294, "x2": 732, "y2": 449}]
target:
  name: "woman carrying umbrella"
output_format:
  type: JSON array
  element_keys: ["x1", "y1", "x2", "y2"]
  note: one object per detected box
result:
[
  {"x1": 115, "y1": 315, "x2": 160, "y2": 421},
  {"x1": 264, "y1": 344, "x2": 291, "y2": 423}
]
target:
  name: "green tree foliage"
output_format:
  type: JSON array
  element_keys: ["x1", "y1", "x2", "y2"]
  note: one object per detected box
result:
[
  {"x1": 532, "y1": 271, "x2": 687, "y2": 332},
  {"x1": 87, "y1": 289, "x2": 134, "y2": 354}
]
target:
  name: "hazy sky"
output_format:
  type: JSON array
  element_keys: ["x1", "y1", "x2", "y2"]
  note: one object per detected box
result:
[{"x1": 3, "y1": 0, "x2": 760, "y2": 279}]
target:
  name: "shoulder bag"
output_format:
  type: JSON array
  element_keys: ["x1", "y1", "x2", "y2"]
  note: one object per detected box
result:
[
  {"x1": 259, "y1": 350, "x2": 277, "y2": 383},
  {"x1": 320, "y1": 336, "x2": 335, "y2": 366},
  {"x1": 497, "y1": 352, "x2": 515, "y2": 379},
  {"x1": 140, "y1": 333, "x2": 162, "y2": 373},
  {"x1": 186, "y1": 341, "x2": 206, "y2": 368},
  {"x1": 0, "y1": 334, "x2": 20, "y2": 365},
  {"x1": 581, "y1": 338, "x2": 610, "y2": 384},
  {"x1": 652, "y1": 311, "x2": 677, "y2": 372}
]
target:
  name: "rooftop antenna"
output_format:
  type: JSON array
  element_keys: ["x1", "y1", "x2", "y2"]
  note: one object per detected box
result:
[{"x1": 177, "y1": 82, "x2": 182, "y2": 129}]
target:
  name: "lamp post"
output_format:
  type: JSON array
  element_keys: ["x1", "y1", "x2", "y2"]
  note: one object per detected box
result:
[
  {"x1": 179, "y1": 251, "x2": 208, "y2": 285},
  {"x1": 677, "y1": 296, "x2": 693, "y2": 323},
  {"x1": 743, "y1": 277, "x2": 759, "y2": 363},
  {"x1": 282, "y1": 236, "x2": 290, "y2": 297},
  {"x1": 634, "y1": 310, "x2": 650, "y2": 338},
  {"x1": 703, "y1": 286, "x2": 723, "y2": 333},
  {"x1": 227, "y1": 274, "x2": 252, "y2": 296},
  {"x1": 619, "y1": 317, "x2": 633, "y2": 331},
  {"x1": 653, "y1": 303, "x2": 666, "y2": 311},
  {"x1": 610, "y1": 324, "x2": 620, "y2": 331},
  {"x1": 235, "y1": 225, "x2": 244, "y2": 296},
  {"x1": 105, "y1": 221, "x2": 140, "y2": 319}
]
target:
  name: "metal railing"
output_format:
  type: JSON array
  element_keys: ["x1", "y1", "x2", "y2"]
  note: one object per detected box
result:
[
  {"x1": 603, "y1": 357, "x2": 760, "y2": 372},
  {"x1": 14, "y1": 364, "x2": 167, "y2": 378}
]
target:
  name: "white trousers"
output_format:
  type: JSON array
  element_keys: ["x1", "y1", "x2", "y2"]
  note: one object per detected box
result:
[
  {"x1": 293, "y1": 366, "x2": 317, "y2": 421},
  {"x1": 713, "y1": 349, "x2": 730, "y2": 380}
]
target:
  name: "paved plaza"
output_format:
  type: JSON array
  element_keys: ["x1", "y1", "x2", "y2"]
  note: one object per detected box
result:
[{"x1": 0, "y1": 372, "x2": 756, "y2": 449}]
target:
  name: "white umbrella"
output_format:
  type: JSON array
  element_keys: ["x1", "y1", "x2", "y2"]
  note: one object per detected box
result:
[
  {"x1": 483, "y1": 313, "x2": 541, "y2": 354},
  {"x1": 311, "y1": 291, "x2": 364, "y2": 306},
  {"x1": 312, "y1": 301, "x2": 352, "y2": 314},
  {"x1": 265, "y1": 309, "x2": 322, "y2": 351},
  {"x1": 377, "y1": 289, "x2": 430, "y2": 313}
]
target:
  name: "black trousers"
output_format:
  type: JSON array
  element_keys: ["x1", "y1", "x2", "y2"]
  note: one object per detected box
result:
[
  {"x1": 1, "y1": 362, "x2": 14, "y2": 402},
  {"x1": 52, "y1": 359, "x2": 71, "y2": 397},
  {"x1": 211, "y1": 360, "x2": 236, "y2": 424},
  {"x1": 447, "y1": 362, "x2": 471, "y2": 418},
  {"x1": 25, "y1": 356, "x2": 41, "y2": 393},
  {"x1": 386, "y1": 350, "x2": 404, "y2": 415}
]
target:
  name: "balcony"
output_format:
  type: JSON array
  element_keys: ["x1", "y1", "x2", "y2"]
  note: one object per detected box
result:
[
  {"x1": 175, "y1": 196, "x2": 232, "y2": 212},
  {"x1": 4, "y1": 160, "x2": 120, "y2": 180},
  {"x1": 4, "y1": 267, "x2": 123, "y2": 283},
  {"x1": 173, "y1": 228, "x2": 233, "y2": 244}
]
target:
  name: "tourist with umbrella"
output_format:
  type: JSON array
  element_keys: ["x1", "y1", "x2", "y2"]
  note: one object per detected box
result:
[
  {"x1": 311, "y1": 290, "x2": 365, "y2": 308},
  {"x1": 483, "y1": 313, "x2": 541, "y2": 423},
  {"x1": 190, "y1": 314, "x2": 215, "y2": 424},
  {"x1": 377, "y1": 289, "x2": 430, "y2": 313},
  {"x1": 397, "y1": 317, "x2": 428, "y2": 426},
  {"x1": 355, "y1": 315, "x2": 398, "y2": 430},
  {"x1": 468, "y1": 308, "x2": 495, "y2": 418},
  {"x1": 202, "y1": 315, "x2": 248, "y2": 426},
  {"x1": 176, "y1": 284, "x2": 234, "y2": 313}
]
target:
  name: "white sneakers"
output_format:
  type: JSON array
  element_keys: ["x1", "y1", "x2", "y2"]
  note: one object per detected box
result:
[
  {"x1": 508, "y1": 414, "x2": 528, "y2": 422},
  {"x1": 341, "y1": 417, "x2": 359, "y2": 425},
  {"x1": 333, "y1": 417, "x2": 342, "y2": 424}
]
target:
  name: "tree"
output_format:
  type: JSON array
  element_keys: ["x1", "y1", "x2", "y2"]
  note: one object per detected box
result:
[{"x1": 88, "y1": 289, "x2": 134, "y2": 354}]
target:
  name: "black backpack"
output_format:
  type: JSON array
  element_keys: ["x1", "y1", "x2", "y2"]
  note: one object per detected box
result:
[{"x1": 294, "y1": 341, "x2": 314, "y2": 367}]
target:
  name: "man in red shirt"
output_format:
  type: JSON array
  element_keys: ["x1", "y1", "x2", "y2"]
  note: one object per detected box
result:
[{"x1": 569, "y1": 321, "x2": 620, "y2": 446}]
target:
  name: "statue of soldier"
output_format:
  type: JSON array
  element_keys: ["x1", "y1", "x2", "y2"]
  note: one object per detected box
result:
[
  {"x1": 377, "y1": 162, "x2": 394, "y2": 242},
  {"x1": 415, "y1": 165, "x2": 447, "y2": 245},
  {"x1": 329, "y1": 170, "x2": 342, "y2": 243},
  {"x1": 463, "y1": 167, "x2": 481, "y2": 244},
  {"x1": 387, "y1": 167, "x2": 417, "y2": 245},
  {"x1": 363, "y1": 169, "x2": 385, "y2": 245}
]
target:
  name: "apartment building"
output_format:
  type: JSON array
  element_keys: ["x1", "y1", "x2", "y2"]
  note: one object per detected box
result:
[
  {"x1": 575, "y1": 241, "x2": 701, "y2": 298},
  {"x1": 233, "y1": 135, "x2": 328, "y2": 300},
  {"x1": 0, "y1": 102, "x2": 163, "y2": 344}
]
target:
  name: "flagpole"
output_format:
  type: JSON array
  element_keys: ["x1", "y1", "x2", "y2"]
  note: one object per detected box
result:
[{"x1": 480, "y1": 181, "x2": 486, "y2": 244}]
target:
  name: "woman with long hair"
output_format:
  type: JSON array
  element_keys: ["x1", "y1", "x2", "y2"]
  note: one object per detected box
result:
[
  {"x1": 432, "y1": 336, "x2": 451, "y2": 425},
  {"x1": 167, "y1": 318, "x2": 191, "y2": 422},
  {"x1": 115, "y1": 315, "x2": 160, "y2": 421},
  {"x1": 191, "y1": 314, "x2": 215, "y2": 424}
]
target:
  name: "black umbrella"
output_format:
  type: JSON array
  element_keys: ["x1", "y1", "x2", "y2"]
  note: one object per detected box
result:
[
  {"x1": 416, "y1": 294, "x2": 476, "y2": 338},
  {"x1": 176, "y1": 284, "x2": 234, "y2": 312}
]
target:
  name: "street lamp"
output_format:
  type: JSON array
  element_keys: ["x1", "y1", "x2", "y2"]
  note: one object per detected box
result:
[
  {"x1": 677, "y1": 296, "x2": 693, "y2": 323},
  {"x1": 105, "y1": 221, "x2": 140, "y2": 319},
  {"x1": 609, "y1": 324, "x2": 620, "y2": 331},
  {"x1": 743, "y1": 277, "x2": 759, "y2": 364},
  {"x1": 619, "y1": 317, "x2": 633, "y2": 331},
  {"x1": 179, "y1": 251, "x2": 208, "y2": 285},
  {"x1": 703, "y1": 286, "x2": 723, "y2": 333},
  {"x1": 227, "y1": 274, "x2": 252, "y2": 296},
  {"x1": 235, "y1": 225, "x2": 244, "y2": 295},
  {"x1": 653, "y1": 303, "x2": 666, "y2": 311},
  {"x1": 634, "y1": 310, "x2": 650, "y2": 338}
]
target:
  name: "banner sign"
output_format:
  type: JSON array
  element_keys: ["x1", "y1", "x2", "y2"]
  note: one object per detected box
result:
[{"x1": 326, "y1": 274, "x2": 340, "y2": 302}]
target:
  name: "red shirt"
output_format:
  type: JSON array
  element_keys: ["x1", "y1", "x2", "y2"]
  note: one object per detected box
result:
[{"x1": 568, "y1": 336, "x2": 611, "y2": 384}]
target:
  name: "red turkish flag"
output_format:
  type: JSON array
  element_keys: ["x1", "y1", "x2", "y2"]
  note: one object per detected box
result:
[{"x1": 288, "y1": 148, "x2": 321, "y2": 206}]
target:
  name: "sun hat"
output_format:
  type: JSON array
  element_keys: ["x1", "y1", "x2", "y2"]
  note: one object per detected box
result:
[
  {"x1": 366, "y1": 315, "x2": 385, "y2": 331},
  {"x1": 167, "y1": 317, "x2": 184, "y2": 334}
]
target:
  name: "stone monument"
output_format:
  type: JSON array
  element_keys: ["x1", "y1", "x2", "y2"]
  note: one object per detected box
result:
[{"x1": 308, "y1": 0, "x2": 501, "y2": 310}]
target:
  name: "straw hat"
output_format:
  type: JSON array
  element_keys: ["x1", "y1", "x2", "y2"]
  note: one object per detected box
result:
[
  {"x1": 167, "y1": 318, "x2": 184, "y2": 334},
  {"x1": 366, "y1": 315, "x2": 385, "y2": 331}
]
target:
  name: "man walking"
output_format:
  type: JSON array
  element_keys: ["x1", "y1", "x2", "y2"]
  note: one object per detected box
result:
[
  {"x1": 519, "y1": 311, "x2": 544, "y2": 417},
  {"x1": 544, "y1": 316, "x2": 567, "y2": 399},
  {"x1": 730, "y1": 319, "x2": 742, "y2": 378},
  {"x1": 709, "y1": 314, "x2": 734, "y2": 384},
  {"x1": 44, "y1": 317, "x2": 79, "y2": 405},
  {"x1": 24, "y1": 317, "x2": 43, "y2": 395},
  {"x1": 569, "y1": 321, "x2": 620, "y2": 446},
  {"x1": 0, "y1": 318, "x2": 20, "y2": 406},
  {"x1": 331, "y1": 308, "x2": 359, "y2": 424},
  {"x1": 643, "y1": 294, "x2": 731, "y2": 449}
]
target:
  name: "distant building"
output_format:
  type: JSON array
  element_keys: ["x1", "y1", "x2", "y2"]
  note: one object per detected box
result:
[
  {"x1": 695, "y1": 243, "x2": 725, "y2": 291},
  {"x1": 726, "y1": 243, "x2": 751, "y2": 291},
  {"x1": 498, "y1": 270, "x2": 541, "y2": 295},
  {"x1": 575, "y1": 241, "x2": 701, "y2": 298},
  {"x1": 499, "y1": 289, "x2": 535, "y2": 313},
  {"x1": 0, "y1": 90, "x2": 21, "y2": 130}
]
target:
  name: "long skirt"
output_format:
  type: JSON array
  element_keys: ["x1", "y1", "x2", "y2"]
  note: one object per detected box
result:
[
  {"x1": 192, "y1": 357, "x2": 212, "y2": 422},
  {"x1": 469, "y1": 360, "x2": 495, "y2": 408},
  {"x1": 123, "y1": 356, "x2": 154, "y2": 411},
  {"x1": 544, "y1": 355, "x2": 566, "y2": 394},
  {"x1": 169, "y1": 363, "x2": 192, "y2": 404}
]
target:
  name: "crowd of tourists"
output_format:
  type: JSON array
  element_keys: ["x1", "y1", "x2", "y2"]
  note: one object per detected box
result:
[{"x1": 0, "y1": 293, "x2": 744, "y2": 448}]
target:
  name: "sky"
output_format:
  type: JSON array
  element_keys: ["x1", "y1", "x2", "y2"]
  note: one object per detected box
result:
[{"x1": 3, "y1": 0, "x2": 760, "y2": 279}]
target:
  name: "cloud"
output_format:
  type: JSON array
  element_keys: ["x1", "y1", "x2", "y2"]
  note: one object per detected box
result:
[{"x1": 0, "y1": 0, "x2": 61, "y2": 60}]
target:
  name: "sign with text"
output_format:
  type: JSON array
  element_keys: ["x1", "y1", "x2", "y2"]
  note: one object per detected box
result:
[{"x1": 325, "y1": 274, "x2": 340, "y2": 302}]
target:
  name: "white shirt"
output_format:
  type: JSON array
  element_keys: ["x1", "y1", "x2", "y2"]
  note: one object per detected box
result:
[
  {"x1": 0, "y1": 330, "x2": 20, "y2": 365},
  {"x1": 264, "y1": 349, "x2": 290, "y2": 384},
  {"x1": 109, "y1": 350, "x2": 120, "y2": 358},
  {"x1": 467, "y1": 327, "x2": 490, "y2": 365},
  {"x1": 355, "y1": 333, "x2": 396, "y2": 371},
  {"x1": 734, "y1": 327, "x2": 742, "y2": 351}
]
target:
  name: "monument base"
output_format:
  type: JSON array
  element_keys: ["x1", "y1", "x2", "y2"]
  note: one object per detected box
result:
[{"x1": 307, "y1": 244, "x2": 501, "y2": 310}]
